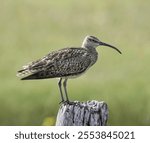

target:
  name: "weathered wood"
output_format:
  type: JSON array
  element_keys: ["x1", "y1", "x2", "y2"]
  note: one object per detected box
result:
[{"x1": 55, "y1": 100, "x2": 108, "y2": 126}]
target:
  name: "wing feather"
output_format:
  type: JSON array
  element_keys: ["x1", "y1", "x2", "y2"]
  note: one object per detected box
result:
[{"x1": 17, "y1": 48, "x2": 92, "y2": 80}]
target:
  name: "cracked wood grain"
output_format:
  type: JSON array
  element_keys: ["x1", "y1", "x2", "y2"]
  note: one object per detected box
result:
[{"x1": 55, "y1": 100, "x2": 108, "y2": 126}]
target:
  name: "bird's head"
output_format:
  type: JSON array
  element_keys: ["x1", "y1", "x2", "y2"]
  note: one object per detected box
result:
[{"x1": 82, "y1": 35, "x2": 122, "y2": 54}]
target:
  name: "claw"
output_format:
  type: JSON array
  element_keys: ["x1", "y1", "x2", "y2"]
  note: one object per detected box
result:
[
  {"x1": 62, "y1": 100, "x2": 76, "y2": 105},
  {"x1": 59, "y1": 100, "x2": 65, "y2": 104}
]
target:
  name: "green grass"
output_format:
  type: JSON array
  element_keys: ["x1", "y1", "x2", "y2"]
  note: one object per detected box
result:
[{"x1": 0, "y1": 0, "x2": 150, "y2": 125}]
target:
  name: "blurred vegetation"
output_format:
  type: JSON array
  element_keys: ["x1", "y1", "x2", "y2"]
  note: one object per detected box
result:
[{"x1": 0, "y1": 0, "x2": 150, "y2": 125}]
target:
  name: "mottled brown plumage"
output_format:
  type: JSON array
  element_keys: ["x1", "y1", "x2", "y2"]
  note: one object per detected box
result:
[
  {"x1": 18, "y1": 47, "x2": 97, "y2": 80},
  {"x1": 17, "y1": 36, "x2": 121, "y2": 103}
]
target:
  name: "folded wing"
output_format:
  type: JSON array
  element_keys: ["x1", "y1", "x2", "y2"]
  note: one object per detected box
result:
[{"x1": 17, "y1": 48, "x2": 92, "y2": 80}]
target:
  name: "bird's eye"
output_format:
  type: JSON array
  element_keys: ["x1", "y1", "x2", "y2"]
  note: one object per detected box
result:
[{"x1": 89, "y1": 39, "x2": 97, "y2": 43}]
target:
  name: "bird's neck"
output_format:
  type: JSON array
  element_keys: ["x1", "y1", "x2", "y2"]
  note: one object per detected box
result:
[{"x1": 84, "y1": 46, "x2": 98, "y2": 67}]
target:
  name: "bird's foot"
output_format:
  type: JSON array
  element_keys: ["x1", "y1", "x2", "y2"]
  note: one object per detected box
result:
[
  {"x1": 59, "y1": 100, "x2": 65, "y2": 104},
  {"x1": 59, "y1": 100, "x2": 72, "y2": 105},
  {"x1": 59, "y1": 100, "x2": 80, "y2": 105},
  {"x1": 62, "y1": 100, "x2": 77, "y2": 105}
]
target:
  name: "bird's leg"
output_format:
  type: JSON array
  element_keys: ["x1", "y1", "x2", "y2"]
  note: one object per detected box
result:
[
  {"x1": 58, "y1": 78, "x2": 64, "y2": 103},
  {"x1": 63, "y1": 78, "x2": 69, "y2": 102}
]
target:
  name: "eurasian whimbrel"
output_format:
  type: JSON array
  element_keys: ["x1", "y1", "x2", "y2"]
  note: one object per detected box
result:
[{"x1": 17, "y1": 36, "x2": 121, "y2": 103}]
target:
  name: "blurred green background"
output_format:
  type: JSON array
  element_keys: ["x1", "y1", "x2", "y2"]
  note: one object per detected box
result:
[{"x1": 0, "y1": 0, "x2": 150, "y2": 125}]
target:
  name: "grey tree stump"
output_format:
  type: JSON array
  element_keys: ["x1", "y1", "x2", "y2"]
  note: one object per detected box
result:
[{"x1": 55, "y1": 100, "x2": 108, "y2": 126}]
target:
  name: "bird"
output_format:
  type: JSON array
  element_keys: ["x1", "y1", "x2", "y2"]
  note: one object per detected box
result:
[{"x1": 17, "y1": 35, "x2": 121, "y2": 103}]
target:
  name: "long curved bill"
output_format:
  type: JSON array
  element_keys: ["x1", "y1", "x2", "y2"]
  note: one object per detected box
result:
[{"x1": 99, "y1": 42, "x2": 122, "y2": 54}]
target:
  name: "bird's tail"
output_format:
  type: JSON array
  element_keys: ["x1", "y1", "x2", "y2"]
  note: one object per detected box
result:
[{"x1": 16, "y1": 65, "x2": 32, "y2": 78}]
